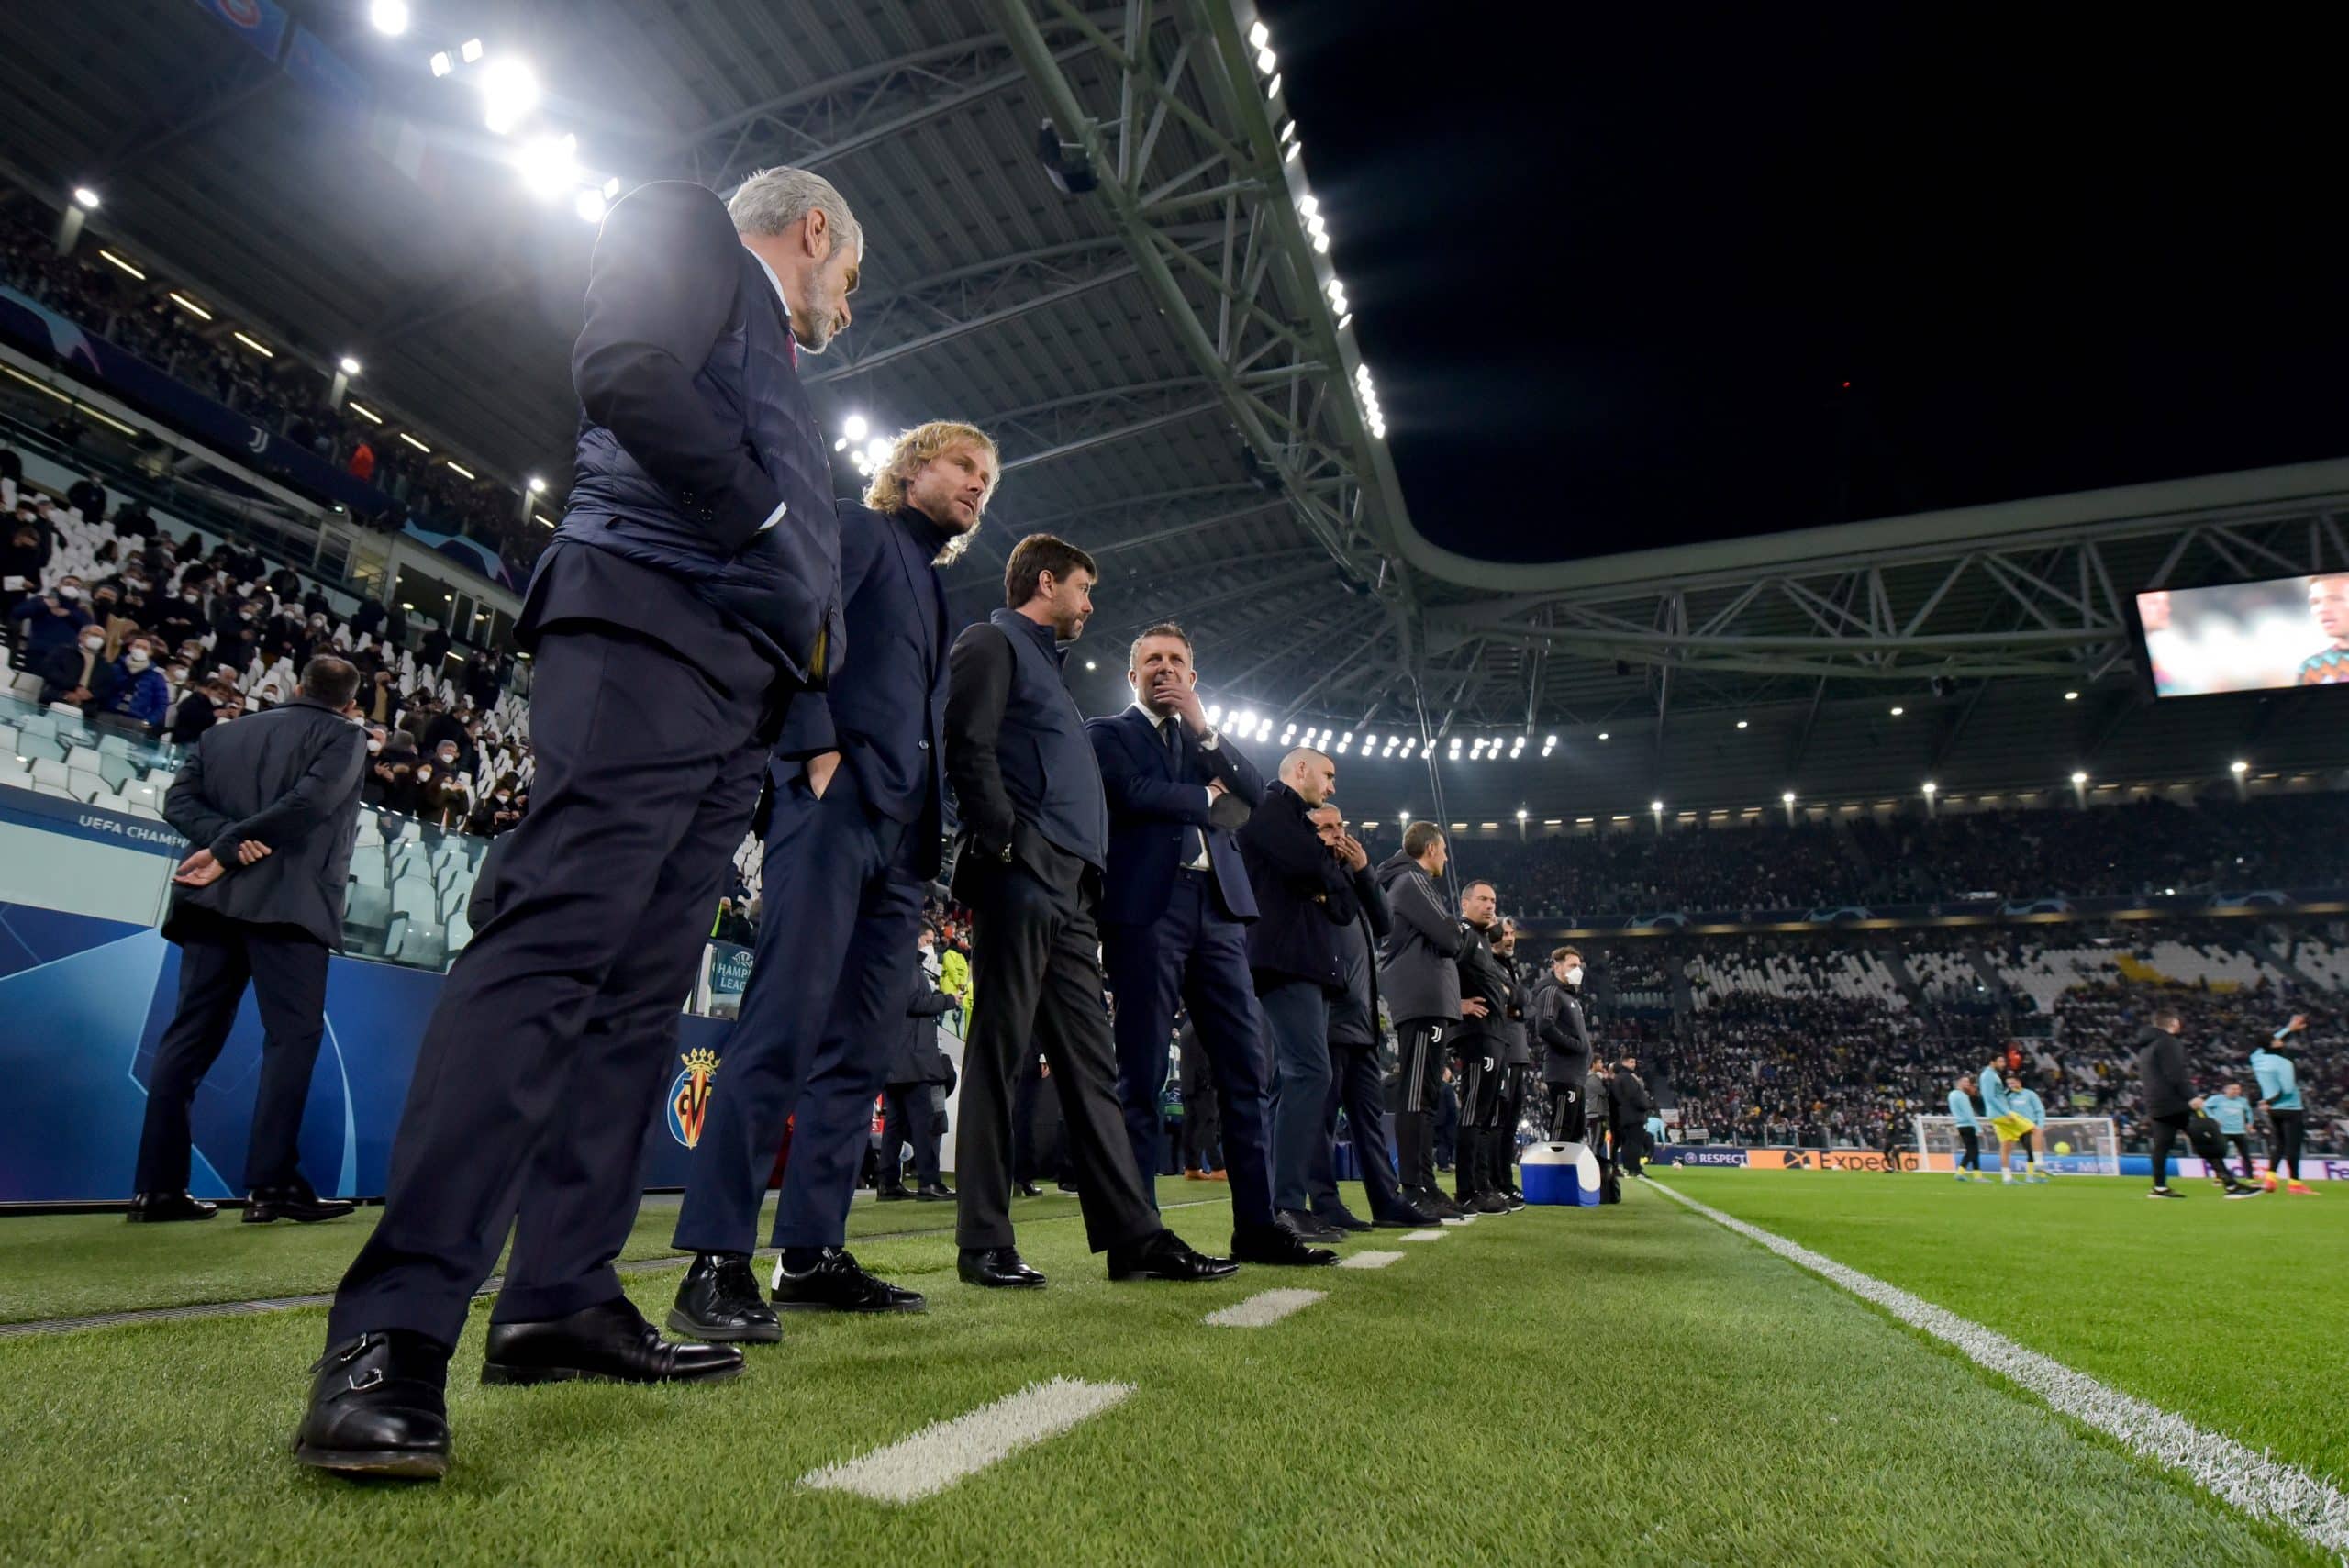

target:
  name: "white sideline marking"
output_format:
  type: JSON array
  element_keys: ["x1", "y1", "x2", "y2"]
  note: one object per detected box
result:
[
  {"x1": 1338, "y1": 1250, "x2": 1405, "y2": 1270},
  {"x1": 800, "y1": 1377, "x2": 1132, "y2": 1504},
  {"x1": 1648, "y1": 1181, "x2": 2349, "y2": 1558},
  {"x1": 1202, "y1": 1288, "x2": 1326, "y2": 1328},
  {"x1": 1397, "y1": 1229, "x2": 1446, "y2": 1242}
]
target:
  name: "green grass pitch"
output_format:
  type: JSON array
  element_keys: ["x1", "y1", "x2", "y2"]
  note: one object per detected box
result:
[{"x1": 0, "y1": 1172, "x2": 2338, "y2": 1564}]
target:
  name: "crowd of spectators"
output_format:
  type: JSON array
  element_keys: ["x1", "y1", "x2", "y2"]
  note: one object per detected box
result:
[
  {"x1": 0, "y1": 209, "x2": 543, "y2": 578},
  {"x1": 4, "y1": 447, "x2": 536, "y2": 841},
  {"x1": 1455, "y1": 794, "x2": 2349, "y2": 925}
]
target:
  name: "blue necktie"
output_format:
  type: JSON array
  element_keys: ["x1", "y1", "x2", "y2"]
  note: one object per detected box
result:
[{"x1": 1165, "y1": 720, "x2": 1205, "y2": 868}]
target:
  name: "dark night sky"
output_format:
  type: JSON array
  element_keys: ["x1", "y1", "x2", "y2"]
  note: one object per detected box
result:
[{"x1": 1264, "y1": 4, "x2": 2348, "y2": 562}]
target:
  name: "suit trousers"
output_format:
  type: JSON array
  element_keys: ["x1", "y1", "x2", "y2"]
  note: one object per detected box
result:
[
  {"x1": 1102, "y1": 873, "x2": 1275, "y2": 1228},
  {"x1": 1180, "y1": 1085, "x2": 1221, "y2": 1172},
  {"x1": 955, "y1": 862, "x2": 1158, "y2": 1254},
  {"x1": 673, "y1": 766, "x2": 923, "y2": 1253},
  {"x1": 880, "y1": 1083, "x2": 943, "y2": 1186},
  {"x1": 133, "y1": 916, "x2": 328, "y2": 1195},
  {"x1": 1393, "y1": 1018, "x2": 1448, "y2": 1200},
  {"x1": 328, "y1": 628, "x2": 771, "y2": 1348},
  {"x1": 1011, "y1": 1059, "x2": 1055, "y2": 1183},
  {"x1": 1256, "y1": 979, "x2": 1338, "y2": 1215},
  {"x1": 1315, "y1": 1040, "x2": 1404, "y2": 1218}
]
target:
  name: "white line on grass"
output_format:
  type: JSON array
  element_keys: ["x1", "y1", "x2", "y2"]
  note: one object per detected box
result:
[
  {"x1": 1648, "y1": 1180, "x2": 2349, "y2": 1559},
  {"x1": 1397, "y1": 1229, "x2": 1446, "y2": 1242},
  {"x1": 799, "y1": 1377, "x2": 1133, "y2": 1504},
  {"x1": 1337, "y1": 1250, "x2": 1405, "y2": 1270},
  {"x1": 1202, "y1": 1288, "x2": 1326, "y2": 1328}
]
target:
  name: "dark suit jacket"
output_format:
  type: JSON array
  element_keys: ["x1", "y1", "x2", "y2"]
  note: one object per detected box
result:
[
  {"x1": 2135, "y1": 1027, "x2": 2194, "y2": 1118},
  {"x1": 161, "y1": 697, "x2": 366, "y2": 950},
  {"x1": 1087, "y1": 705, "x2": 1260, "y2": 926},
  {"x1": 1237, "y1": 780, "x2": 1364, "y2": 992},
  {"x1": 774, "y1": 503, "x2": 952, "y2": 875}
]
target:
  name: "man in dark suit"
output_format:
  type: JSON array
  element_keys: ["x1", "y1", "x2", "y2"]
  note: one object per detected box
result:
[
  {"x1": 129, "y1": 655, "x2": 366, "y2": 1227},
  {"x1": 875, "y1": 923, "x2": 958, "y2": 1203},
  {"x1": 1611, "y1": 1054, "x2": 1656, "y2": 1179},
  {"x1": 1447, "y1": 882, "x2": 1513, "y2": 1214},
  {"x1": 1089, "y1": 627, "x2": 1327, "y2": 1266},
  {"x1": 944, "y1": 533, "x2": 1236, "y2": 1290},
  {"x1": 300, "y1": 168, "x2": 862, "y2": 1481},
  {"x1": 670, "y1": 422, "x2": 992, "y2": 1337},
  {"x1": 1238, "y1": 748, "x2": 1377, "y2": 1251},
  {"x1": 1315, "y1": 851, "x2": 1432, "y2": 1228}
]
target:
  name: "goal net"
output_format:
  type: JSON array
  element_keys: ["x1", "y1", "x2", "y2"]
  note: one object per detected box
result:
[{"x1": 1914, "y1": 1116, "x2": 2119, "y2": 1175}]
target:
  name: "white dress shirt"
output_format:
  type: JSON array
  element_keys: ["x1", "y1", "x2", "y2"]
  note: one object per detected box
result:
[{"x1": 1134, "y1": 700, "x2": 1219, "y2": 871}]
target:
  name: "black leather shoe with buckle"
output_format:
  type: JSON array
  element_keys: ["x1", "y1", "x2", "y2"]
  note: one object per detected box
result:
[
  {"x1": 481, "y1": 1297, "x2": 745, "y2": 1386},
  {"x1": 292, "y1": 1331, "x2": 451, "y2": 1480}
]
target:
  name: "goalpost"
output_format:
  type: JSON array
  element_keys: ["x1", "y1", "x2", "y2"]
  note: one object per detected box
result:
[{"x1": 1914, "y1": 1116, "x2": 2120, "y2": 1175}]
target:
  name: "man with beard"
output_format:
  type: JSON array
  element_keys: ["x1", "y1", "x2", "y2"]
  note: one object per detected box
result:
[
  {"x1": 1447, "y1": 882, "x2": 1513, "y2": 1215},
  {"x1": 945, "y1": 534, "x2": 1235, "y2": 1290},
  {"x1": 672, "y1": 422, "x2": 994, "y2": 1336}
]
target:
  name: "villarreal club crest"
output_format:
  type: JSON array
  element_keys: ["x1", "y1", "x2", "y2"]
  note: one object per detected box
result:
[{"x1": 668, "y1": 1049, "x2": 720, "y2": 1149}]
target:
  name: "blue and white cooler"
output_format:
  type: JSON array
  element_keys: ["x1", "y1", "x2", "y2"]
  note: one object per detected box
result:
[{"x1": 1521, "y1": 1141, "x2": 1601, "y2": 1207}]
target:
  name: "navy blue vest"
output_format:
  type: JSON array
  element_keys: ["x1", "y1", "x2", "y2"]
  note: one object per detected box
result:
[
  {"x1": 990, "y1": 608, "x2": 1109, "y2": 869},
  {"x1": 559, "y1": 243, "x2": 840, "y2": 684}
]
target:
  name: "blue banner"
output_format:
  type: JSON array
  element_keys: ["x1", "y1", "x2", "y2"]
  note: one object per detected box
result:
[
  {"x1": 0, "y1": 286, "x2": 396, "y2": 522},
  {"x1": 190, "y1": 0, "x2": 288, "y2": 61}
]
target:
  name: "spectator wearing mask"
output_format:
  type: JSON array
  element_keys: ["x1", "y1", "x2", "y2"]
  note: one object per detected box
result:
[
  {"x1": 365, "y1": 733, "x2": 423, "y2": 814},
  {"x1": 104, "y1": 641, "x2": 171, "y2": 730},
  {"x1": 10, "y1": 575, "x2": 94, "y2": 659},
  {"x1": 1533, "y1": 947, "x2": 1595, "y2": 1143},
  {"x1": 39, "y1": 624, "x2": 118, "y2": 710},
  {"x1": 169, "y1": 680, "x2": 232, "y2": 746}
]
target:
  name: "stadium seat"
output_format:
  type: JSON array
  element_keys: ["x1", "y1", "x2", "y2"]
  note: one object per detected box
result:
[
  {"x1": 394, "y1": 923, "x2": 448, "y2": 971},
  {"x1": 350, "y1": 853, "x2": 387, "y2": 889},
  {"x1": 6, "y1": 673, "x2": 40, "y2": 702},
  {"x1": 390, "y1": 874, "x2": 438, "y2": 920},
  {"x1": 345, "y1": 883, "x2": 392, "y2": 940},
  {"x1": 95, "y1": 752, "x2": 138, "y2": 791},
  {"x1": 28, "y1": 758, "x2": 72, "y2": 797}
]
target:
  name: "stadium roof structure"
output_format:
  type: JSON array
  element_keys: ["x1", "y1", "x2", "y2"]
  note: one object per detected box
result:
[{"x1": 2, "y1": 1, "x2": 2345, "y2": 823}]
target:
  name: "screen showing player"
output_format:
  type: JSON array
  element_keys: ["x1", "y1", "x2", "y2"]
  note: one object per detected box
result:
[{"x1": 2139, "y1": 573, "x2": 2349, "y2": 696}]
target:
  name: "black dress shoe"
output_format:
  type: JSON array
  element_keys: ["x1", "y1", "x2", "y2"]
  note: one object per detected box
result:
[
  {"x1": 482, "y1": 1296, "x2": 745, "y2": 1386},
  {"x1": 291, "y1": 1331, "x2": 451, "y2": 1480},
  {"x1": 1309, "y1": 1205, "x2": 1375, "y2": 1233},
  {"x1": 1015, "y1": 1181, "x2": 1043, "y2": 1198},
  {"x1": 1276, "y1": 1207, "x2": 1344, "y2": 1243},
  {"x1": 666, "y1": 1253, "x2": 782, "y2": 1343},
  {"x1": 1054, "y1": 1178, "x2": 1080, "y2": 1194},
  {"x1": 1231, "y1": 1222, "x2": 1339, "y2": 1267},
  {"x1": 916, "y1": 1181, "x2": 954, "y2": 1201},
  {"x1": 959, "y1": 1246, "x2": 1048, "y2": 1289},
  {"x1": 770, "y1": 1248, "x2": 925, "y2": 1313},
  {"x1": 1372, "y1": 1201, "x2": 1440, "y2": 1228},
  {"x1": 244, "y1": 1185, "x2": 356, "y2": 1224},
  {"x1": 874, "y1": 1184, "x2": 914, "y2": 1202},
  {"x1": 1107, "y1": 1229, "x2": 1240, "y2": 1283},
  {"x1": 125, "y1": 1190, "x2": 217, "y2": 1223}
]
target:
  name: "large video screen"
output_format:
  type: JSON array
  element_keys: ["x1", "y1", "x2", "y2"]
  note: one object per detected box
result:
[{"x1": 2140, "y1": 574, "x2": 2349, "y2": 696}]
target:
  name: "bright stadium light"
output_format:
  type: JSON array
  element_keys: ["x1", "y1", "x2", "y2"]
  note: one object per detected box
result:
[
  {"x1": 515, "y1": 133, "x2": 578, "y2": 197},
  {"x1": 842, "y1": 413, "x2": 869, "y2": 442},
  {"x1": 1249, "y1": 20, "x2": 1270, "y2": 48},
  {"x1": 480, "y1": 57, "x2": 540, "y2": 135},
  {"x1": 1517, "y1": 808, "x2": 1529, "y2": 822},
  {"x1": 527, "y1": 475, "x2": 547, "y2": 494},
  {"x1": 2064, "y1": 690, "x2": 2079, "y2": 701},
  {"x1": 1256, "y1": 46, "x2": 1277, "y2": 73},
  {"x1": 573, "y1": 189, "x2": 607, "y2": 225},
  {"x1": 1598, "y1": 731, "x2": 1609, "y2": 740},
  {"x1": 1735, "y1": 718, "x2": 1749, "y2": 729},
  {"x1": 72, "y1": 185, "x2": 101, "y2": 210},
  {"x1": 864, "y1": 436, "x2": 892, "y2": 467},
  {"x1": 1783, "y1": 791, "x2": 1796, "y2": 804},
  {"x1": 1285, "y1": 139, "x2": 1301, "y2": 164},
  {"x1": 1889, "y1": 705, "x2": 1905, "y2": 717},
  {"x1": 461, "y1": 37, "x2": 484, "y2": 63},
  {"x1": 1265, "y1": 73, "x2": 1281, "y2": 100},
  {"x1": 1922, "y1": 780, "x2": 1936, "y2": 795},
  {"x1": 2231, "y1": 759, "x2": 2249, "y2": 774},
  {"x1": 1651, "y1": 800, "x2": 1664, "y2": 814},
  {"x1": 1208, "y1": 705, "x2": 1223, "y2": 726},
  {"x1": 369, "y1": 0, "x2": 410, "y2": 36},
  {"x1": 2070, "y1": 771, "x2": 2088, "y2": 785},
  {"x1": 429, "y1": 50, "x2": 453, "y2": 77},
  {"x1": 339, "y1": 355, "x2": 362, "y2": 376}
]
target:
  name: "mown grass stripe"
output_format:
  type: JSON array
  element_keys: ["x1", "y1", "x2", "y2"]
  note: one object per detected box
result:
[
  {"x1": 798, "y1": 1377, "x2": 1133, "y2": 1503},
  {"x1": 1396, "y1": 1229, "x2": 1445, "y2": 1242},
  {"x1": 1201, "y1": 1288, "x2": 1326, "y2": 1329},
  {"x1": 1337, "y1": 1251, "x2": 1404, "y2": 1271},
  {"x1": 1649, "y1": 1179, "x2": 2349, "y2": 1559}
]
